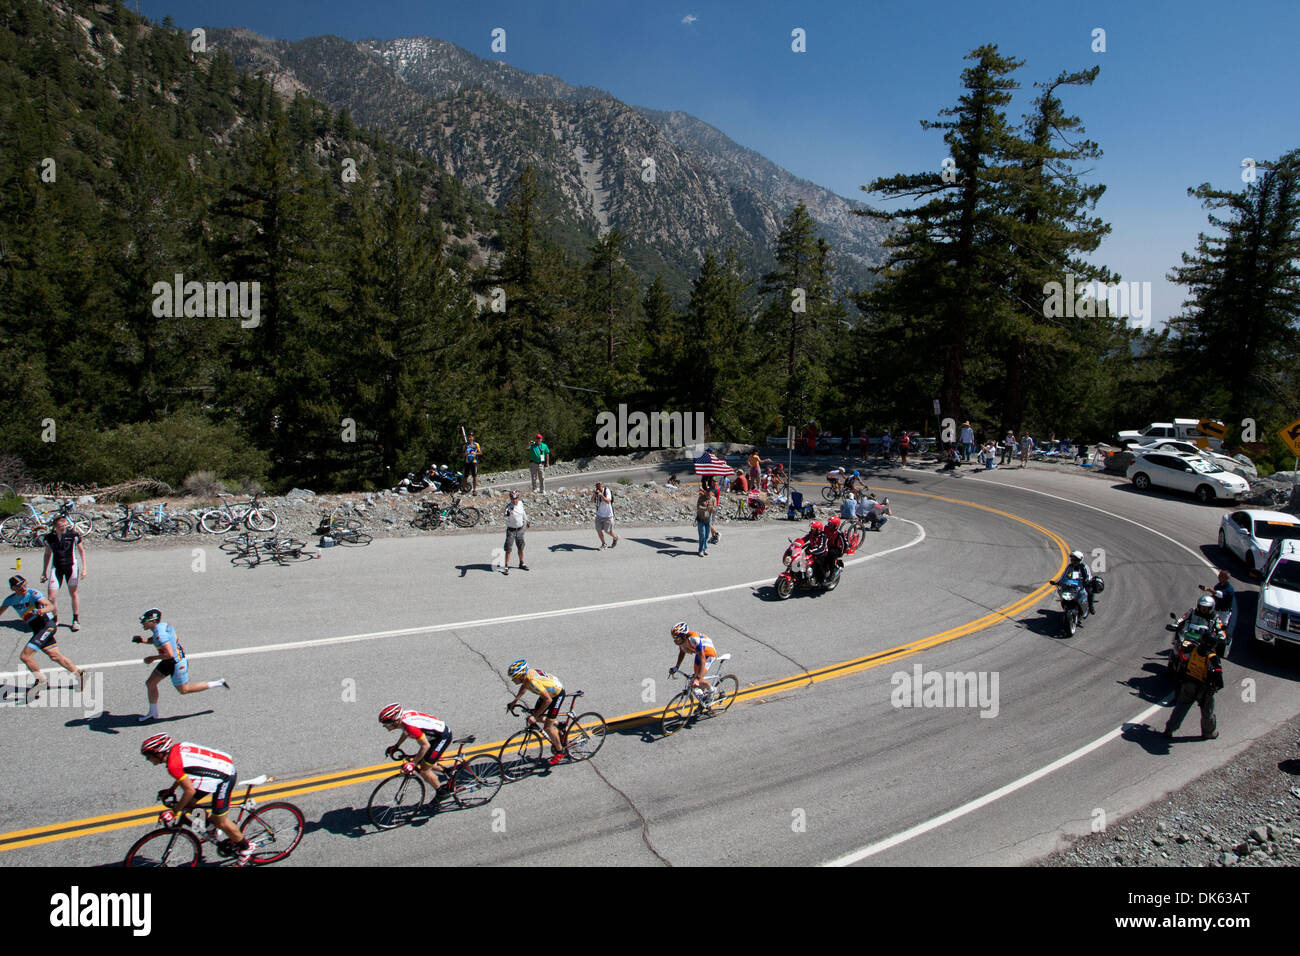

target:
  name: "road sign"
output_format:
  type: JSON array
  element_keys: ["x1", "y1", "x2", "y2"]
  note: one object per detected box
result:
[
  {"x1": 932, "y1": 399, "x2": 941, "y2": 417},
  {"x1": 1196, "y1": 418, "x2": 1227, "y2": 440},
  {"x1": 787, "y1": 426, "x2": 796, "y2": 450},
  {"x1": 1280, "y1": 417, "x2": 1300, "y2": 458}
]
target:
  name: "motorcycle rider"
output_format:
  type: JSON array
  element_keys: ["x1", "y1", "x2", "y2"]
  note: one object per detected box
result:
[
  {"x1": 1054, "y1": 550, "x2": 1096, "y2": 617},
  {"x1": 1176, "y1": 594, "x2": 1228, "y2": 657},
  {"x1": 804, "y1": 520, "x2": 830, "y2": 584}
]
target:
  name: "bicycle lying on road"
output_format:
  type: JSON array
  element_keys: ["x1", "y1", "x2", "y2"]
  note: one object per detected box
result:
[
  {"x1": 410, "y1": 496, "x2": 482, "y2": 530},
  {"x1": 367, "y1": 738, "x2": 504, "y2": 829},
  {"x1": 499, "y1": 693, "x2": 606, "y2": 781},
  {"x1": 316, "y1": 505, "x2": 373, "y2": 546},
  {"x1": 660, "y1": 655, "x2": 739, "y2": 736},
  {"x1": 123, "y1": 775, "x2": 305, "y2": 867},
  {"x1": 221, "y1": 532, "x2": 315, "y2": 568}
]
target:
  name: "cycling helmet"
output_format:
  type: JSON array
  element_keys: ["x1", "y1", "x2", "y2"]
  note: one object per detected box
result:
[
  {"x1": 852, "y1": 471, "x2": 860, "y2": 478},
  {"x1": 809, "y1": 520, "x2": 824, "y2": 532},
  {"x1": 141, "y1": 733, "x2": 173, "y2": 756},
  {"x1": 1069, "y1": 551, "x2": 1084, "y2": 564},
  {"x1": 1195, "y1": 594, "x2": 1216, "y2": 617},
  {"x1": 670, "y1": 622, "x2": 689, "y2": 639},
  {"x1": 8, "y1": 575, "x2": 25, "y2": 589},
  {"x1": 507, "y1": 659, "x2": 529, "y2": 680},
  {"x1": 139, "y1": 608, "x2": 162, "y2": 626},
  {"x1": 378, "y1": 703, "x2": 403, "y2": 724}
]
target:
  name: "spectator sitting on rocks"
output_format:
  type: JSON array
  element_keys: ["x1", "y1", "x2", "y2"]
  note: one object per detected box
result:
[{"x1": 665, "y1": 474, "x2": 681, "y2": 491}]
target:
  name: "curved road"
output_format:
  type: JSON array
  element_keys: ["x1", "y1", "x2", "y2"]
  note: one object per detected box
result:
[{"x1": 1, "y1": 459, "x2": 1295, "y2": 866}]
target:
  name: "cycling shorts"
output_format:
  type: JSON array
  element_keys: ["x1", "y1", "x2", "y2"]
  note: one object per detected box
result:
[
  {"x1": 154, "y1": 657, "x2": 190, "y2": 687},
  {"x1": 539, "y1": 691, "x2": 565, "y2": 719},
  {"x1": 416, "y1": 727, "x2": 454, "y2": 767},
  {"x1": 191, "y1": 772, "x2": 235, "y2": 817},
  {"x1": 48, "y1": 563, "x2": 79, "y2": 592},
  {"x1": 25, "y1": 623, "x2": 58, "y2": 653}
]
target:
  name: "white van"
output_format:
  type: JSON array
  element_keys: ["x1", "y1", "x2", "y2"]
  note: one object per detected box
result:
[
  {"x1": 1118, "y1": 419, "x2": 1225, "y2": 450},
  {"x1": 1254, "y1": 538, "x2": 1300, "y2": 649}
]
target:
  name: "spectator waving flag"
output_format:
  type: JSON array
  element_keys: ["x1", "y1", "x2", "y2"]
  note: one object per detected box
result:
[{"x1": 693, "y1": 449, "x2": 733, "y2": 476}]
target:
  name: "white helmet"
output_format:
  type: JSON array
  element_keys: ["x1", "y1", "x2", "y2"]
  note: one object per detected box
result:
[{"x1": 1069, "y1": 550, "x2": 1084, "y2": 563}]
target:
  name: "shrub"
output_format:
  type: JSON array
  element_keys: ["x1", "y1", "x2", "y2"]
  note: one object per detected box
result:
[{"x1": 182, "y1": 471, "x2": 227, "y2": 498}]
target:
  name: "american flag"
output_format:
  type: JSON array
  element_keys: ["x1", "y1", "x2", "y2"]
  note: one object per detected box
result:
[{"x1": 693, "y1": 449, "x2": 733, "y2": 476}]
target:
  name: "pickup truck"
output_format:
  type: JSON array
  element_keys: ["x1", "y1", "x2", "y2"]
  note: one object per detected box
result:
[{"x1": 1118, "y1": 419, "x2": 1225, "y2": 450}]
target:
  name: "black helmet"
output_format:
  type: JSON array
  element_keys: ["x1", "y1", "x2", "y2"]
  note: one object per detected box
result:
[{"x1": 140, "y1": 608, "x2": 162, "y2": 626}]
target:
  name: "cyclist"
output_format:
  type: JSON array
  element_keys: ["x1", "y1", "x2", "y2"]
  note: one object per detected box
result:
[
  {"x1": 506, "y1": 659, "x2": 567, "y2": 765},
  {"x1": 133, "y1": 608, "x2": 230, "y2": 722},
  {"x1": 41, "y1": 513, "x2": 87, "y2": 630},
  {"x1": 378, "y1": 703, "x2": 456, "y2": 793},
  {"x1": 825, "y1": 466, "x2": 846, "y2": 495},
  {"x1": 843, "y1": 470, "x2": 866, "y2": 496},
  {"x1": 669, "y1": 622, "x2": 720, "y2": 706},
  {"x1": 141, "y1": 733, "x2": 253, "y2": 864},
  {"x1": 2, "y1": 575, "x2": 86, "y2": 699}
]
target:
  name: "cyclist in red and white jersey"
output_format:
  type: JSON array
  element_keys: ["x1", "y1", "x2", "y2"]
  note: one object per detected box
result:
[
  {"x1": 140, "y1": 734, "x2": 252, "y2": 863},
  {"x1": 378, "y1": 703, "x2": 455, "y2": 791}
]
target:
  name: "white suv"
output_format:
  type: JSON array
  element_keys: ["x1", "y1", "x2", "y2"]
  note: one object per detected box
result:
[
  {"x1": 1255, "y1": 539, "x2": 1300, "y2": 650},
  {"x1": 1125, "y1": 451, "x2": 1250, "y2": 504}
]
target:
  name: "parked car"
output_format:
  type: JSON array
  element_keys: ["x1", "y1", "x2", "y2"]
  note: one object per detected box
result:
[
  {"x1": 1118, "y1": 419, "x2": 1225, "y2": 450},
  {"x1": 1125, "y1": 451, "x2": 1250, "y2": 503},
  {"x1": 1135, "y1": 439, "x2": 1257, "y2": 479},
  {"x1": 1254, "y1": 538, "x2": 1300, "y2": 651},
  {"x1": 1219, "y1": 510, "x2": 1300, "y2": 576}
]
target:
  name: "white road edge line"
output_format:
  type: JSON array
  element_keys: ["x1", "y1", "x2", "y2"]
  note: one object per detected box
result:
[
  {"x1": 825, "y1": 474, "x2": 1204, "y2": 866},
  {"x1": 62, "y1": 520, "x2": 927, "y2": 673},
  {"x1": 964, "y1": 476, "x2": 1216, "y2": 570},
  {"x1": 823, "y1": 700, "x2": 1166, "y2": 866}
]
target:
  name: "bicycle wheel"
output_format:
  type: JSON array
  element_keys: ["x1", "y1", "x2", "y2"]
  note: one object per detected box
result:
[
  {"x1": 337, "y1": 530, "x2": 372, "y2": 546},
  {"x1": 451, "y1": 754, "x2": 504, "y2": 808},
  {"x1": 452, "y1": 506, "x2": 480, "y2": 528},
  {"x1": 0, "y1": 514, "x2": 32, "y2": 544},
  {"x1": 411, "y1": 512, "x2": 442, "y2": 530},
  {"x1": 660, "y1": 691, "x2": 696, "y2": 737},
  {"x1": 241, "y1": 802, "x2": 305, "y2": 863},
  {"x1": 163, "y1": 514, "x2": 195, "y2": 535},
  {"x1": 821, "y1": 486, "x2": 837, "y2": 502},
  {"x1": 245, "y1": 508, "x2": 278, "y2": 532},
  {"x1": 564, "y1": 712, "x2": 607, "y2": 762},
  {"x1": 219, "y1": 535, "x2": 250, "y2": 553},
  {"x1": 367, "y1": 773, "x2": 426, "y2": 829},
  {"x1": 123, "y1": 828, "x2": 201, "y2": 867},
  {"x1": 847, "y1": 528, "x2": 863, "y2": 553},
  {"x1": 710, "y1": 675, "x2": 739, "y2": 715},
  {"x1": 499, "y1": 729, "x2": 546, "y2": 781},
  {"x1": 66, "y1": 512, "x2": 95, "y2": 536},
  {"x1": 107, "y1": 518, "x2": 144, "y2": 542},
  {"x1": 200, "y1": 511, "x2": 232, "y2": 534}
]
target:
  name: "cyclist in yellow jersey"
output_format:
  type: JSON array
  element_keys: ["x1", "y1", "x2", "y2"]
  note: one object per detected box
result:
[{"x1": 506, "y1": 659, "x2": 566, "y2": 765}]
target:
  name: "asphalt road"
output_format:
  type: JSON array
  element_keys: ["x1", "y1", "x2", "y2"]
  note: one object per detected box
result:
[{"x1": 2, "y1": 456, "x2": 1296, "y2": 867}]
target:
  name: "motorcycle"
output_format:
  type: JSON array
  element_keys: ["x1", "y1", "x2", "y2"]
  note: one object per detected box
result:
[
  {"x1": 391, "y1": 472, "x2": 432, "y2": 494},
  {"x1": 1050, "y1": 569, "x2": 1097, "y2": 637},
  {"x1": 774, "y1": 536, "x2": 842, "y2": 599}
]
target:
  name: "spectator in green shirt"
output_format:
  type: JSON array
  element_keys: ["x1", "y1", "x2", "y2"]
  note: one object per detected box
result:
[{"x1": 529, "y1": 433, "x2": 551, "y2": 492}]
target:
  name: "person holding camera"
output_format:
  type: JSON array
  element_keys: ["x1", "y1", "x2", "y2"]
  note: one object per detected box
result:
[
  {"x1": 503, "y1": 490, "x2": 530, "y2": 575},
  {"x1": 594, "y1": 482, "x2": 618, "y2": 549}
]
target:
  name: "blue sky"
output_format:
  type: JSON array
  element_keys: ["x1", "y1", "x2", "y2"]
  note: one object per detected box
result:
[{"x1": 142, "y1": 0, "x2": 1300, "y2": 327}]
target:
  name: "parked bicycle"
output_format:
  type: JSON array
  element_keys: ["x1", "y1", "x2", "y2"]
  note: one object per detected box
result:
[
  {"x1": 0, "y1": 503, "x2": 48, "y2": 547},
  {"x1": 105, "y1": 502, "x2": 193, "y2": 541},
  {"x1": 499, "y1": 692, "x2": 606, "y2": 781},
  {"x1": 411, "y1": 496, "x2": 481, "y2": 531},
  {"x1": 367, "y1": 738, "x2": 504, "y2": 829},
  {"x1": 199, "y1": 492, "x2": 278, "y2": 534},
  {"x1": 660, "y1": 655, "x2": 739, "y2": 736},
  {"x1": 38, "y1": 499, "x2": 95, "y2": 536},
  {"x1": 316, "y1": 505, "x2": 373, "y2": 546},
  {"x1": 123, "y1": 775, "x2": 305, "y2": 867}
]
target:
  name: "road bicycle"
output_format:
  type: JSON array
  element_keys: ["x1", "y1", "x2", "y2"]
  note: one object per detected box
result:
[
  {"x1": 411, "y1": 496, "x2": 481, "y2": 530},
  {"x1": 199, "y1": 492, "x2": 278, "y2": 534},
  {"x1": 0, "y1": 504, "x2": 48, "y2": 547},
  {"x1": 223, "y1": 533, "x2": 313, "y2": 568},
  {"x1": 317, "y1": 505, "x2": 373, "y2": 546},
  {"x1": 32, "y1": 499, "x2": 95, "y2": 536},
  {"x1": 122, "y1": 775, "x2": 305, "y2": 867},
  {"x1": 367, "y1": 738, "x2": 504, "y2": 829},
  {"x1": 660, "y1": 655, "x2": 739, "y2": 736},
  {"x1": 105, "y1": 503, "x2": 193, "y2": 541},
  {"x1": 498, "y1": 692, "x2": 606, "y2": 781}
]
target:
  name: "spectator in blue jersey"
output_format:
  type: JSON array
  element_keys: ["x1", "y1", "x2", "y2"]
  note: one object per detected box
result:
[{"x1": 464, "y1": 432, "x2": 482, "y2": 494}]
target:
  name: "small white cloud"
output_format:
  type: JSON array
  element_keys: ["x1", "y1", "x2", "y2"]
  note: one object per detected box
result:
[{"x1": 681, "y1": 14, "x2": 697, "y2": 25}]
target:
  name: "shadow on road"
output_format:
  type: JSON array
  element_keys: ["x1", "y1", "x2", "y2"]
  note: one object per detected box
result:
[
  {"x1": 66, "y1": 709, "x2": 215, "y2": 734},
  {"x1": 455, "y1": 563, "x2": 496, "y2": 576},
  {"x1": 547, "y1": 542, "x2": 600, "y2": 552},
  {"x1": 1120, "y1": 721, "x2": 1174, "y2": 754},
  {"x1": 1119, "y1": 661, "x2": 1177, "y2": 704}
]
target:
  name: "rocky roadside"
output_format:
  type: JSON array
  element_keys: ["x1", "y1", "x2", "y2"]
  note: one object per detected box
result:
[{"x1": 1038, "y1": 713, "x2": 1300, "y2": 867}]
